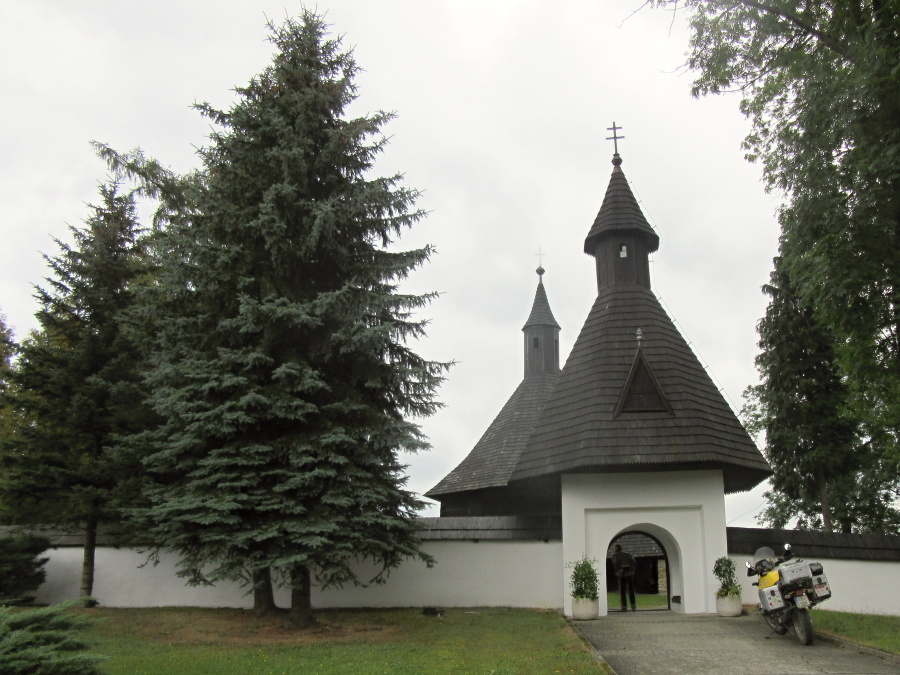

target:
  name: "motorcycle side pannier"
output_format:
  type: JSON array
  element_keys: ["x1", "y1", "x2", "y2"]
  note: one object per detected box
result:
[
  {"x1": 812, "y1": 574, "x2": 832, "y2": 600},
  {"x1": 759, "y1": 585, "x2": 785, "y2": 611},
  {"x1": 779, "y1": 560, "x2": 813, "y2": 585}
]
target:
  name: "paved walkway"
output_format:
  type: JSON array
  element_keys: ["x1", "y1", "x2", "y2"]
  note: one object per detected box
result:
[{"x1": 573, "y1": 610, "x2": 900, "y2": 674}]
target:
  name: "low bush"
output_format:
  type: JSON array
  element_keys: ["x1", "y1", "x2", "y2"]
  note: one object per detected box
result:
[{"x1": 0, "y1": 601, "x2": 105, "y2": 674}]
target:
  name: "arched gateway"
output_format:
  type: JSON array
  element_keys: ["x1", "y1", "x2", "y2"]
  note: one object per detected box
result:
[{"x1": 426, "y1": 147, "x2": 771, "y2": 617}]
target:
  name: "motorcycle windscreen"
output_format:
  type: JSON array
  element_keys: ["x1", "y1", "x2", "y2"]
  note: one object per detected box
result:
[{"x1": 752, "y1": 547, "x2": 776, "y2": 566}]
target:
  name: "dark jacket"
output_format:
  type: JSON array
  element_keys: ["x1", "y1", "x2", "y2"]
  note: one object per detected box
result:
[{"x1": 613, "y1": 551, "x2": 636, "y2": 577}]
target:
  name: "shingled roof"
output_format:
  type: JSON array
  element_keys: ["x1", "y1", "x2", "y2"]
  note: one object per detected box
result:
[
  {"x1": 510, "y1": 284, "x2": 771, "y2": 492},
  {"x1": 427, "y1": 271, "x2": 561, "y2": 499},
  {"x1": 426, "y1": 373, "x2": 558, "y2": 496},
  {"x1": 583, "y1": 154, "x2": 659, "y2": 255},
  {"x1": 727, "y1": 527, "x2": 900, "y2": 562},
  {"x1": 523, "y1": 268, "x2": 560, "y2": 330},
  {"x1": 510, "y1": 155, "x2": 771, "y2": 494}
]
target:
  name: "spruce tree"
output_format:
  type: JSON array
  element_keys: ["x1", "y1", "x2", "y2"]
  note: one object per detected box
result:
[
  {"x1": 129, "y1": 13, "x2": 447, "y2": 627},
  {"x1": 0, "y1": 602, "x2": 105, "y2": 674},
  {"x1": 0, "y1": 313, "x2": 12, "y2": 376},
  {"x1": 0, "y1": 314, "x2": 14, "y2": 502},
  {"x1": 0, "y1": 182, "x2": 154, "y2": 597}
]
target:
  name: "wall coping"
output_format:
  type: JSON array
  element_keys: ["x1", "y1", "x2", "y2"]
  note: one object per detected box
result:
[
  {"x1": 5, "y1": 522, "x2": 899, "y2": 562},
  {"x1": 726, "y1": 526, "x2": 900, "y2": 562}
]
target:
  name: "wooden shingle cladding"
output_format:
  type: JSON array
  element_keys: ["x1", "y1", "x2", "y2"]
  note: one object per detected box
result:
[
  {"x1": 412, "y1": 521, "x2": 899, "y2": 563},
  {"x1": 427, "y1": 270, "x2": 561, "y2": 509},
  {"x1": 415, "y1": 515, "x2": 562, "y2": 541},
  {"x1": 425, "y1": 373, "x2": 558, "y2": 497},
  {"x1": 607, "y1": 532, "x2": 664, "y2": 558},
  {"x1": 522, "y1": 275, "x2": 560, "y2": 330},
  {"x1": 510, "y1": 284, "x2": 772, "y2": 493},
  {"x1": 23, "y1": 524, "x2": 897, "y2": 562},
  {"x1": 430, "y1": 476, "x2": 562, "y2": 517},
  {"x1": 727, "y1": 527, "x2": 900, "y2": 562},
  {"x1": 583, "y1": 160, "x2": 659, "y2": 255}
]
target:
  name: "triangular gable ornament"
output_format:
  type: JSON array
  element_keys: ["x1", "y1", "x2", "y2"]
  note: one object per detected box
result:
[{"x1": 613, "y1": 331, "x2": 674, "y2": 417}]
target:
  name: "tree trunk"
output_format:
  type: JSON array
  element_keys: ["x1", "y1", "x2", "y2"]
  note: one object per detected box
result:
[
  {"x1": 288, "y1": 565, "x2": 317, "y2": 628},
  {"x1": 252, "y1": 566, "x2": 278, "y2": 615},
  {"x1": 817, "y1": 464, "x2": 833, "y2": 532},
  {"x1": 80, "y1": 516, "x2": 97, "y2": 602}
]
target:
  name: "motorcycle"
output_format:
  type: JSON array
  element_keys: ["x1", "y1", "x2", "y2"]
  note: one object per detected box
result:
[{"x1": 745, "y1": 543, "x2": 832, "y2": 645}]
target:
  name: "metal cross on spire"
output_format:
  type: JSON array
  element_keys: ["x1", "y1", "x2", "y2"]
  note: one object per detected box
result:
[
  {"x1": 535, "y1": 248, "x2": 546, "y2": 276},
  {"x1": 606, "y1": 122, "x2": 624, "y2": 155}
]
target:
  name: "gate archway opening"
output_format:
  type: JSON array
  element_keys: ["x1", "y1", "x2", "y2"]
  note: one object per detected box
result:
[{"x1": 607, "y1": 529, "x2": 672, "y2": 612}]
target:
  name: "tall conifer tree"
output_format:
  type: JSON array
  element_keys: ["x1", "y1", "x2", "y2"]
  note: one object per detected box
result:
[
  {"x1": 0, "y1": 182, "x2": 154, "y2": 597},
  {"x1": 0, "y1": 313, "x2": 16, "y2": 516},
  {"x1": 129, "y1": 13, "x2": 447, "y2": 627},
  {"x1": 0, "y1": 314, "x2": 12, "y2": 375},
  {"x1": 742, "y1": 259, "x2": 900, "y2": 533}
]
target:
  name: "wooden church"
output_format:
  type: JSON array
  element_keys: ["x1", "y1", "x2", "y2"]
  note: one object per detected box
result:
[{"x1": 426, "y1": 147, "x2": 772, "y2": 616}]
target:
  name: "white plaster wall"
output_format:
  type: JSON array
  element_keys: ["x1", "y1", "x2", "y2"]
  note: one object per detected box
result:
[
  {"x1": 314, "y1": 541, "x2": 563, "y2": 609},
  {"x1": 562, "y1": 470, "x2": 728, "y2": 617},
  {"x1": 35, "y1": 540, "x2": 564, "y2": 610},
  {"x1": 730, "y1": 554, "x2": 900, "y2": 616},
  {"x1": 32, "y1": 538, "x2": 899, "y2": 614}
]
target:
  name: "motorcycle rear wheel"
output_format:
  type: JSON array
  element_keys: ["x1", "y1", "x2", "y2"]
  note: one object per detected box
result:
[{"x1": 792, "y1": 608, "x2": 814, "y2": 645}]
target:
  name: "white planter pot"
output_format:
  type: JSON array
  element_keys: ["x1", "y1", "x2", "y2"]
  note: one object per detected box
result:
[
  {"x1": 571, "y1": 597, "x2": 599, "y2": 620},
  {"x1": 716, "y1": 595, "x2": 743, "y2": 617}
]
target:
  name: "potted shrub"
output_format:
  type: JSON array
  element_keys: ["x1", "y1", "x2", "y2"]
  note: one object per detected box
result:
[
  {"x1": 567, "y1": 554, "x2": 600, "y2": 620},
  {"x1": 713, "y1": 556, "x2": 743, "y2": 617}
]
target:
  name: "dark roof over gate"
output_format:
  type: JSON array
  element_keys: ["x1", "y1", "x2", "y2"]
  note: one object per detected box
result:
[{"x1": 510, "y1": 283, "x2": 772, "y2": 493}]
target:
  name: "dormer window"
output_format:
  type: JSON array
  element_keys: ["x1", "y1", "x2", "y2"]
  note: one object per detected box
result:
[{"x1": 619, "y1": 244, "x2": 628, "y2": 258}]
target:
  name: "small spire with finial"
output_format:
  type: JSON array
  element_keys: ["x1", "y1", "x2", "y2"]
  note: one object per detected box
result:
[
  {"x1": 606, "y1": 122, "x2": 624, "y2": 167},
  {"x1": 636, "y1": 327, "x2": 643, "y2": 347}
]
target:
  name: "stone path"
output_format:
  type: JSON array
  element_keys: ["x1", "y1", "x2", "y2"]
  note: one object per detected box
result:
[{"x1": 573, "y1": 610, "x2": 900, "y2": 674}]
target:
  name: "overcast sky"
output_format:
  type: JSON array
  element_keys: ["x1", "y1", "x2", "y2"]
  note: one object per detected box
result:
[{"x1": 0, "y1": 1, "x2": 782, "y2": 526}]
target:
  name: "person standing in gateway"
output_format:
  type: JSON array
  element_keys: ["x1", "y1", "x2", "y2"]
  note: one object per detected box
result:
[{"x1": 613, "y1": 544, "x2": 637, "y2": 611}]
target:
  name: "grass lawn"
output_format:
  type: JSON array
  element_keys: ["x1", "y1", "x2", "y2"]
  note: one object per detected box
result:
[
  {"x1": 813, "y1": 609, "x2": 900, "y2": 655},
  {"x1": 77, "y1": 606, "x2": 609, "y2": 675},
  {"x1": 605, "y1": 592, "x2": 669, "y2": 610}
]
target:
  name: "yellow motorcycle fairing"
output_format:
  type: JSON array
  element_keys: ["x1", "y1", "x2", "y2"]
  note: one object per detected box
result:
[{"x1": 758, "y1": 570, "x2": 780, "y2": 590}]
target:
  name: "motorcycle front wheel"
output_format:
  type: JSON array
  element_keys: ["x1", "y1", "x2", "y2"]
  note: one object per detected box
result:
[{"x1": 792, "y1": 608, "x2": 814, "y2": 645}]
